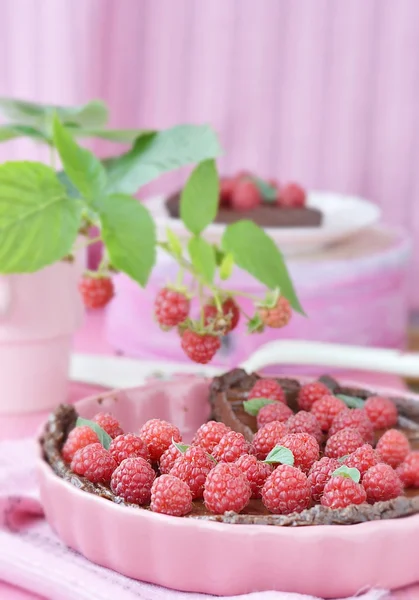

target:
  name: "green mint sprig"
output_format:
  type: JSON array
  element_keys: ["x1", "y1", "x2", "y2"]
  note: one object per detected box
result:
[{"x1": 75, "y1": 417, "x2": 112, "y2": 450}]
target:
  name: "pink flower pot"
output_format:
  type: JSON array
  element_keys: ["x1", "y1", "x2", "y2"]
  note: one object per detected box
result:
[{"x1": 0, "y1": 254, "x2": 85, "y2": 416}]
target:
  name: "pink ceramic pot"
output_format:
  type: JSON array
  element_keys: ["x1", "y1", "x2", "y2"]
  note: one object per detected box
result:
[
  {"x1": 0, "y1": 255, "x2": 84, "y2": 416},
  {"x1": 38, "y1": 377, "x2": 419, "y2": 597}
]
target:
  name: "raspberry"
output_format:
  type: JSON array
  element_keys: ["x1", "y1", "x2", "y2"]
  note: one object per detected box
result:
[
  {"x1": 235, "y1": 454, "x2": 273, "y2": 498},
  {"x1": 307, "y1": 457, "x2": 340, "y2": 502},
  {"x1": 280, "y1": 433, "x2": 319, "y2": 473},
  {"x1": 159, "y1": 444, "x2": 183, "y2": 474},
  {"x1": 321, "y1": 474, "x2": 367, "y2": 509},
  {"x1": 78, "y1": 275, "x2": 114, "y2": 309},
  {"x1": 297, "y1": 381, "x2": 330, "y2": 412},
  {"x1": 109, "y1": 433, "x2": 149, "y2": 465},
  {"x1": 230, "y1": 179, "x2": 260, "y2": 211},
  {"x1": 192, "y1": 421, "x2": 231, "y2": 454},
  {"x1": 203, "y1": 463, "x2": 251, "y2": 514},
  {"x1": 376, "y1": 429, "x2": 410, "y2": 468},
  {"x1": 154, "y1": 287, "x2": 190, "y2": 328},
  {"x1": 139, "y1": 419, "x2": 182, "y2": 461},
  {"x1": 286, "y1": 411, "x2": 322, "y2": 443},
  {"x1": 220, "y1": 177, "x2": 235, "y2": 206},
  {"x1": 362, "y1": 463, "x2": 403, "y2": 503},
  {"x1": 212, "y1": 431, "x2": 252, "y2": 463},
  {"x1": 150, "y1": 474, "x2": 193, "y2": 516},
  {"x1": 325, "y1": 428, "x2": 364, "y2": 459},
  {"x1": 252, "y1": 421, "x2": 289, "y2": 460},
  {"x1": 62, "y1": 426, "x2": 99, "y2": 463},
  {"x1": 110, "y1": 457, "x2": 156, "y2": 504},
  {"x1": 248, "y1": 379, "x2": 286, "y2": 403},
  {"x1": 364, "y1": 396, "x2": 398, "y2": 430},
  {"x1": 278, "y1": 182, "x2": 306, "y2": 208},
  {"x1": 262, "y1": 465, "x2": 311, "y2": 514},
  {"x1": 181, "y1": 329, "x2": 221, "y2": 364},
  {"x1": 258, "y1": 296, "x2": 292, "y2": 329},
  {"x1": 204, "y1": 297, "x2": 240, "y2": 334},
  {"x1": 92, "y1": 412, "x2": 124, "y2": 439},
  {"x1": 396, "y1": 452, "x2": 419, "y2": 487},
  {"x1": 169, "y1": 446, "x2": 214, "y2": 499},
  {"x1": 71, "y1": 443, "x2": 117, "y2": 484},
  {"x1": 311, "y1": 395, "x2": 346, "y2": 431},
  {"x1": 256, "y1": 402, "x2": 293, "y2": 429},
  {"x1": 329, "y1": 408, "x2": 374, "y2": 444},
  {"x1": 343, "y1": 444, "x2": 381, "y2": 477}
]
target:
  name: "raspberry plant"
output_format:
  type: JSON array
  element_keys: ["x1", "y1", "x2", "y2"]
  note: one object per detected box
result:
[{"x1": 0, "y1": 97, "x2": 304, "y2": 364}]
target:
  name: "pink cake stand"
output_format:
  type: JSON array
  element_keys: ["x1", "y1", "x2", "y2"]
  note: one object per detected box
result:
[{"x1": 38, "y1": 376, "x2": 419, "y2": 598}]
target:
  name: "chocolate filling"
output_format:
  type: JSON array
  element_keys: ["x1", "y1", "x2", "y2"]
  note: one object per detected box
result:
[
  {"x1": 165, "y1": 193, "x2": 323, "y2": 228},
  {"x1": 40, "y1": 372, "x2": 419, "y2": 526}
]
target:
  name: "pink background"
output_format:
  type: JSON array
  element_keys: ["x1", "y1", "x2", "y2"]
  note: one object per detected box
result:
[{"x1": 1, "y1": 0, "x2": 419, "y2": 308}]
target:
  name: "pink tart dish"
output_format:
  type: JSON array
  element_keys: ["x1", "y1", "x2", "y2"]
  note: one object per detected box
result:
[{"x1": 38, "y1": 376, "x2": 419, "y2": 598}]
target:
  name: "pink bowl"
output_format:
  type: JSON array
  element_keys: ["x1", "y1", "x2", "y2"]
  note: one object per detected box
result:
[{"x1": 38, "y1": 377, "x2": 419, "y2": 598}]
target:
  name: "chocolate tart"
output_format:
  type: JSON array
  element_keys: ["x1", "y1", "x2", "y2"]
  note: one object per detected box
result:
[
  {"x1": 41, "y1": 372, "x2": 419, "y2": 526},
  {"x1": 165, "y1": 192, "x2": 323, "y2": 228}
]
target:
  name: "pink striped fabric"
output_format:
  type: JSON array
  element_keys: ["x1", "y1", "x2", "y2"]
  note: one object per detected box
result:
[{"x1": 0, "y1": 0, "x2": 418, "y2": 304}]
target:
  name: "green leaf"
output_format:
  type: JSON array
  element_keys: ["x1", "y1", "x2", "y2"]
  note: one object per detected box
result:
[
  {"x1": 53, "y1": 116, "x2": 107, "y2": 205},
  {"x1": 332, "y1": 465, "x2": 361, "y2": 483},
  {"x1": 105, "y1": 125, "x2": 221, "y2": 194},
  {"x1": 172, "y1": 440, "x2": 190, "y2": 454},
  {"x1": 243, "y1": 398, "x2": 276, "y2": 416},
  {"x1": 0, "y1": 161, "x2": 82, "y2": 273},
  {"x1": 264, "y1": 445, "x2": 294, "y2": 466},
  {"x1": 0, "y1": 97, "x2": 108, "y2": 130},
  {"x1": 166, "y1": 227, "x2": 183, "y2": 258},
  {"x1": 222, "y1": 220, "x2": 304, "y2": 315},
  {"x1": 219, "y1": 252, "x2": 234, "y2": 280},
  {"x1": 76, "y1": 417, "x2": 112, "y2": 450},
  {"x1": 213, "y1": 245, "x2": 226, "y2": 266},
  {"x1": 0, "y1": 124, "x2": 49, "y2": 143},
  {"x1": 74, "y1": 128, "x2": 154, "y2": 143},
  {"x1": 252, "y1": 176, "x2": 277, "y2": 203},
  {"x1": 247, "y1": 313, "x2": 265, "y2": 334},
  {"x1": 180, "y1": 159, "x2": 219, "y2": 235},
  {"x1": 188, "y1": 236, "x2": 216, "y2": 284},
  {"x1": 336, "y1": 394, "x2": 364, "y2": 409},
  {"x1": 56, "y1": 170, "x2": 82, "y2": 199},
  {"x1": 98, "y1": 193, "x2": 156, "y2": 286}
]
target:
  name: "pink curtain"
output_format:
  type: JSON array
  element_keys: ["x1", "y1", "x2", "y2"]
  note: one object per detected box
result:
[{"x1": 1, "y1": 0, "x2": 419, "y2": 304}]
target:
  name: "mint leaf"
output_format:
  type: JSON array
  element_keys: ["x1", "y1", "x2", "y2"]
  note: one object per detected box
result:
[
  {"x1": 166, "y1": 227, "x2": 183, "y2": 258},
  {"x1": 105, "y1": 125, "x2": 221, "y2": 194},
  {"x1": 0, "y1": 161, "x2": 82, "y2": 273},
  {"x1": 76, "y1": 417, "x2": 112, "y2": 450},
  {"x1": 213, "y1": 245, "x2": 226, "y2": 266},
  {"x1": 0, "y1": 124, "x2": 48, "y2": 143},
  {"x1": 180, "y1": 159, "x2": 219, "y2": 235},
  {"x1": 332, "y1": 465, "x2": 361, "y2": 483},
  {"x1": 98, "y1": 194, "x2": 156, "y2": 286},
  {"x1": 252, "y1": 177, "x2": 277, "y2": 203},
  {"x1": 243, "y1": 398, "x2": 276, "y2": 416},
  {"x1": 222, "y1": 220, "x2": 304, "y2": 315},
  {"x1": 338, "y1": 455, "x2": 350, "y2": 463},
  {"x1": 0, "y1": 98, "x2": 108, "y2": 130},
  {"x1": 336, "y1": 394, "x2": 364, "y2": 409},
  {"x1": 53, "y1": 116, "x2": 107, "y2": 206},
  {"x1": 188, "y1": 236, "x2": 216, "y2": 284},
  {"x1": 172, "y1": 439, "x2": 190, "y2": 454},
  {"x1": 219, "y1": 252, "x2": 234, "y2": 280},
  {"x1": 264, "y1": 445, "x2": 294, "y2": 466}
]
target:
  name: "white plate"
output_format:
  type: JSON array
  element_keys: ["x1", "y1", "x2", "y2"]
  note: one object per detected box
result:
[{"x1": 146, "y1": 192, "x2": 381, "y2": 256}]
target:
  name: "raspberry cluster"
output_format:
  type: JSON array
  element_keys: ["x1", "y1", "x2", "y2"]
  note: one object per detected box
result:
[{"x1": 62, "y1": 379, "x2": 417, "y2": 519}]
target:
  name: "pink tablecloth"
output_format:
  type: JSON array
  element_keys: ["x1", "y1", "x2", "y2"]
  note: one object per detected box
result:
[{"x1": 0, "y1": 309, "x2": 416, "y2": 600}]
